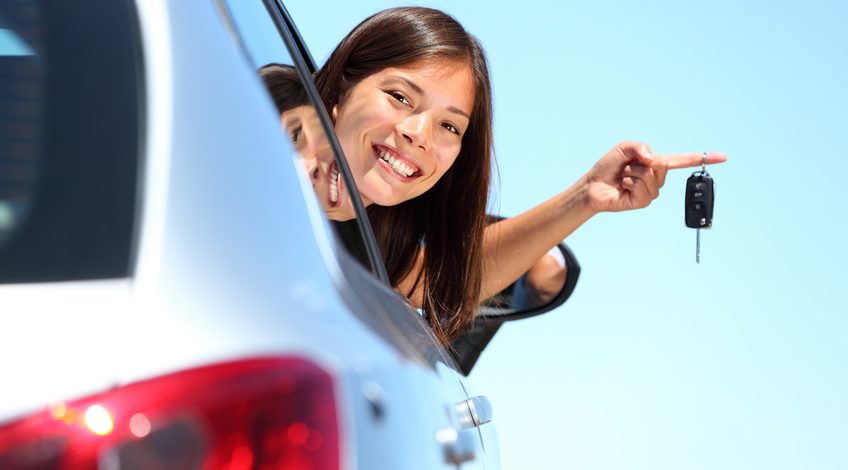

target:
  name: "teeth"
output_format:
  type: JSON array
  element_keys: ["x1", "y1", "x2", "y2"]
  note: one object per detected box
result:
[
  {"x1": 379, "y1": 149, "x2": 414, "y2": 177},
  {"x1": 329, "y1": 167, "x2": 339, "y2": 204}
]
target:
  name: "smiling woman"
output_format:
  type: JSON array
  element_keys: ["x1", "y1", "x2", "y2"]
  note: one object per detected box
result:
[
  {"x1": 332, "y1": 61, "x2": 474, "y2": 206},
  {"x1": 315, "y1": 7, "x2": 494, "y2": 343},
  {"x1": 265, "y1": 7, "x2": 726, "y2": 345},
  {"x1": 316, "y1": 6, "x2": 730, "y2": 344}
]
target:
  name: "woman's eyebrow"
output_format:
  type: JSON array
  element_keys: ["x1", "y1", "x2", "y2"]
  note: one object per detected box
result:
[
  {"x1": 447, "y1": 105, "x2": 470, "y2": 120},
  {"x1": 283, "y1": 116, "x2": 302, "y2": 128},
  {"x1": 388, "y1": 76, "x2": 471, "y2": 120},
  {"x1": 390, "y1": 75, "x2": 423, "y2": 94}
]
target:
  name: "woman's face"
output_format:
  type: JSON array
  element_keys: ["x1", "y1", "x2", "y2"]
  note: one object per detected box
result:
[
  {"x1": 282, "y1": 105, "x2": 356, "y2": 220},
  {"x1": 332, "y1": 60, "x2": 475, "y2": 206}
]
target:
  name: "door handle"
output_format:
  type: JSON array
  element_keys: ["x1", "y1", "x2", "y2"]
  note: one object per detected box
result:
[
  {"x1": 454, "y1": 395, "x2": 493, "y2": 429},
  {"x1": 436, "y1": 426, "x2": 477, "y2": 465}
]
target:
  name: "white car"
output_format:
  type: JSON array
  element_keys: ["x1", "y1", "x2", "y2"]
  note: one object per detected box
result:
[{"x1": 0, "y1": 1, "x2": 578, "y2": 468}]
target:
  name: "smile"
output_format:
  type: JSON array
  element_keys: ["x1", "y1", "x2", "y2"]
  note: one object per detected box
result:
[
  {"x1": 373, "y1": 144, "x2": 421, "y2": 179},
  {"x1": 329, "y1": 161, "x2": 341, "y2": 206}
]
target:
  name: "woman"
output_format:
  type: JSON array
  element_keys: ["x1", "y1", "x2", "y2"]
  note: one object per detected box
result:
[
  {"x1": 313, "y1": 7, "x2": 498, "y2": 344},
  {"x1": 268, "y1": 8, "x2": 726, "y2": 344}
]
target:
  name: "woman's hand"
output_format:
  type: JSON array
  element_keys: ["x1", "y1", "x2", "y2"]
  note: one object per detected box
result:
[
  {"x1": 583, "y1": 141, "x2": 727, "y2": 214},
  {"x1": 476, "y1": 141, "x2": 727, "y2": 303}
]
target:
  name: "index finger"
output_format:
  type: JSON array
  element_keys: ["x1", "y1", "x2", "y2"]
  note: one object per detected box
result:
[{"x1": 655, "y1": 152, "x2": 728, "y2": 170}]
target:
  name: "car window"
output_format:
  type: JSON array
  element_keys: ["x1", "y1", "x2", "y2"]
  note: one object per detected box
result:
[
  {"x1": 0, "y1": 0, "x2": 141, "y2": 283},
  {"x1": 219, "y1": 0, "x2": 388, "y2": 280}
]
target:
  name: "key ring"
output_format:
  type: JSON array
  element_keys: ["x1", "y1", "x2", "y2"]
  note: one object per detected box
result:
[{"x1": 701, "y1": 152, "x2": 707, "y2": 173}]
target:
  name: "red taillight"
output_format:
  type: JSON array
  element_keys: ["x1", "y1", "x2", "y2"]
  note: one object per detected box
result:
[{"x1": 0, "y1": 357, "x2": 339, "y2": 470}]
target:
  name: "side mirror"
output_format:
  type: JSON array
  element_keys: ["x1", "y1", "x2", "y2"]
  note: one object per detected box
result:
[
  {"x1": 450, "y1": 242, "x2": 581, "y2": 375},
  {"x1": 479, "y1": 242, "x2": 580, "y2": 322}
]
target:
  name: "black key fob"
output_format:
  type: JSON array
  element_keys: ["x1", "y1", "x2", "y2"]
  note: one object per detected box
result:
[{"x1": 685, "y1": 172, "x2": 714, "y2": 228}]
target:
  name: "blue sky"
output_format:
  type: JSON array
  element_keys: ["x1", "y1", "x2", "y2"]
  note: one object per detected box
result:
[
  {"x1": 0, "y1": 28, "x2": 33, "y2": 56},
  {"x1": 286, "y1": 1, "x2": 847, "y2": 468}
]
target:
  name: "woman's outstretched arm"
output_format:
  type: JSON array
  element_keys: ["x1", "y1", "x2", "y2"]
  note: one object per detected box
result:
[{"x1": 478, "y1": 142, "x2": 727, "y2": 301}]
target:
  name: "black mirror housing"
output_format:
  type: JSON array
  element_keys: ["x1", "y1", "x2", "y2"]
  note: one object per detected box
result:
[{"x1": 450, "y1": 242, "x2": 581, "y2": 375}]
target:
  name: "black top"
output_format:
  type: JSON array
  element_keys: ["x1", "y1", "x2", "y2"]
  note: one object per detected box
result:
[{"x1": 331, "y1": 219, "x2": 372, "y2": 272}]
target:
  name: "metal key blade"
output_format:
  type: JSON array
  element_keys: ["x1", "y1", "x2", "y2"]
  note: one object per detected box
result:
[{"x1": 696, "y1": 227, "x2": 701, "y2": 263}]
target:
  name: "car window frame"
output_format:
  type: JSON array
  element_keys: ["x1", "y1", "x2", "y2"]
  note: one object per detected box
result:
[{"x1": 259, "y1": 0, "x2": 390, "y2": 284}]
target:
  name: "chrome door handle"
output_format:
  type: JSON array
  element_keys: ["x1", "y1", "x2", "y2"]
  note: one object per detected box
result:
[{"x1": 455, "y1": 395, "x2": 493, "y2": 429}]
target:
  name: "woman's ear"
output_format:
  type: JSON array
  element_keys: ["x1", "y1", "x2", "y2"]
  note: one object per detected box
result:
[{"x1": 332, "y1": 91, "x2": 348, "y2": 124}]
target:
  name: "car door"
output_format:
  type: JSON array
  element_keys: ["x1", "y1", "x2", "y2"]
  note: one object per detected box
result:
[{"x1": 215, "y1": 1, "x2": 496, "y2": 468}]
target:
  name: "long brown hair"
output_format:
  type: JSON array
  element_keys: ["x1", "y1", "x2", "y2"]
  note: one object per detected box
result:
[{"x1": 315, "y1": 7, "x2": 493, "y2": 344}]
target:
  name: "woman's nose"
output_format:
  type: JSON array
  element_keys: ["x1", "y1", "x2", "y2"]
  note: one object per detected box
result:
[
  {"x1": 399, "y1": 114, "x2": 430, "y2": 150},
  {"x1": 301, "y1": 156, "x2": 321, "y2": 183}
]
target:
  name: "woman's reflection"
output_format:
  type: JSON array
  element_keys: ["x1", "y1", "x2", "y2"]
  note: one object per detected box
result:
[{"x1": 260, "y1": 64, "x2": 355, "y2": 221}]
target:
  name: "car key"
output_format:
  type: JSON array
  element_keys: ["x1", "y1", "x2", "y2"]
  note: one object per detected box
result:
[{"x1": 685, "y1": 153, "x2": 715, "y2": 263}]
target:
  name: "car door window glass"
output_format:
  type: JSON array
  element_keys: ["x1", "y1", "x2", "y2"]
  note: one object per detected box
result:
[
  {"x1": 219, "y1": 0, "x2": 380, "y2": 273},
  {"x1": 0, "y1": 0, "x2": 141, "y2": 283}
]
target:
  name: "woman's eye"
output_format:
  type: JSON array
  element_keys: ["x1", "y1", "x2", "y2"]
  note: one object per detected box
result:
[
  {"x1": 442, "y1": 122, "x2": 460, "y2": 135},
  {"x1": 290, "y1": 125, "x2": 303, "y2": 143},
  {"x1": 387, "y1": 90, "x2": 411, "y2": 107}
]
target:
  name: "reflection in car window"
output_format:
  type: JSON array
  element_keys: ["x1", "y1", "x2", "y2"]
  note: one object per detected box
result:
[
  {"x1": 0, "y1": 19, "x2": 39, "y2": 248},
  {"x1": 220, "y1": 1, "x2": 372, "y2": 270},
  {"x1": 0, "y1": 0, "x2": 140, "y2": 283}
]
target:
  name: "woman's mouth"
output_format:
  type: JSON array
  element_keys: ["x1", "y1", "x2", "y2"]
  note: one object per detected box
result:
[
  {"x1": 329, "y1": 161, "x2": 342, "y2": 206},
  {"x1": 373, "y1": 145, "x2": 421, "y2": 179}
]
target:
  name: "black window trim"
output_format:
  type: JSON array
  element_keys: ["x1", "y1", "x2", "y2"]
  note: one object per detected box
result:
[
  {"x1": 272, "y1": 0, "x2": 318, "y2": 73},
  {"x1": 262, "y1": 0, "x2": 390, "y2": 285}
]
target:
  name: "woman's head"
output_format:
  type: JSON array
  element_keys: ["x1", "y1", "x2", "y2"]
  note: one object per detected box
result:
[
  {"x1": 315, "y1": 7, "x2": 494, "y2": 343},
  {"x1": 331, "y1": 61, "x2": 474, "y2": 206},
  {"x1": 315, "y1": 7, "x2": 493, "y2": 208}
]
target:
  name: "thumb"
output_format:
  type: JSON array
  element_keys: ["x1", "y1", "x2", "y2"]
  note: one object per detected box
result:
[{"x1": 619, "y1": 141, "x2": 654, "y2": 166}]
